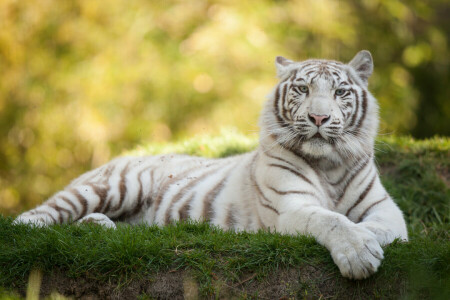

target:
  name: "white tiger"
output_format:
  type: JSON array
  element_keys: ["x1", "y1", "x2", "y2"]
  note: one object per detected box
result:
[{"x1": 14, "y1": 50, "x2": 408, "y2": 280}]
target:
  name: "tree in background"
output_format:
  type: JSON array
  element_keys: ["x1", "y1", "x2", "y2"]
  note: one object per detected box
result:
[{"x1": 0, "y1": 0, "x2": 448, "y2": 213}]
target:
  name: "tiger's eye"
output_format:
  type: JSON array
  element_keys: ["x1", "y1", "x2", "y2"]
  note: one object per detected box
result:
[
  {"x1": 299, "y1": 85, "x2": 309, "y2": 93},
  {"x1": 335, "y1": 89, "x2": 346, "y2": 96}
]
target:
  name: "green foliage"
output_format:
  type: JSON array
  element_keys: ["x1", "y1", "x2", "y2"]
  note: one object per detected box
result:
[
  {"x1": 126, "y1": 128, "x2": 258, "y2": 158},
  {"x1": 375, "y1": 136, "x2": 450, "y2": 231},
  {"x1": 0, "y1": 0, "x2": 448, "y2": 215}
]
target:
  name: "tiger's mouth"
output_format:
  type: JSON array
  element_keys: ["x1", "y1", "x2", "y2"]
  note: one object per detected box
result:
[
  {"x1": 307, "y1": 132, "x2": 336, "y2": 145},
  {"x1": 307, "y1": 133, "x2": 328, "y2": 146},
  {"x1": 309, "y1": 132, "x2": 329, "y2": 142}
]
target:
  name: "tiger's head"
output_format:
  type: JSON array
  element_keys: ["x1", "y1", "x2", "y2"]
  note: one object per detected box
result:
[{"x1": 261, "y1": 50, "x2": 379, "y2": 163}]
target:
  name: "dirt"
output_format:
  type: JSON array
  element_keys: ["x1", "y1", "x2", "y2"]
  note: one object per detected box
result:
[
  {"x1": 16, "y1": 269, "x2": 186, "y2": 300},
  {"x1": 11, "y1": 265, "x2": 402, "y2": 300}
]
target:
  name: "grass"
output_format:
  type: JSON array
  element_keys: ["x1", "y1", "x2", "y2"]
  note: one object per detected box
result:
[{"x1": 0, "y1": 132, "x2": 449, "y2": 299}]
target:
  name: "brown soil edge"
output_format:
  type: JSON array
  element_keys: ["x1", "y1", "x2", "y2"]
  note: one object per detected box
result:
[{"x1": 10, "y1": 265, "x2": 405, "y2": 300}]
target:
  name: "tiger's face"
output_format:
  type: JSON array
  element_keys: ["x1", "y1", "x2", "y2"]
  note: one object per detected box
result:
[{"x1": 263, "y1": 51, "x2": 378, "y2": 161}]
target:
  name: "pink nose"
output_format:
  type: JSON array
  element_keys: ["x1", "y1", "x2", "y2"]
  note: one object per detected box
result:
[{"x1": 308, "y1": 113, "x2": 330, "y2": 126}]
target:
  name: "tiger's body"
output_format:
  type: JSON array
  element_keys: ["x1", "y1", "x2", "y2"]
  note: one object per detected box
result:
[{"x1": 15, "y1": 51, "x2": 408, "y2": 279}]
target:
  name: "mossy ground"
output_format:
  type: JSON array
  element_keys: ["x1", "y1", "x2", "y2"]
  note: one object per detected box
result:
[{"x1": 0, "y1": 133, "x2": 448, "y2": 299}]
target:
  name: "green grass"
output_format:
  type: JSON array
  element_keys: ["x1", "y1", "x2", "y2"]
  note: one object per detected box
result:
[{"x1": 0, "y1": 133, "x2": 449, "y2": 299}]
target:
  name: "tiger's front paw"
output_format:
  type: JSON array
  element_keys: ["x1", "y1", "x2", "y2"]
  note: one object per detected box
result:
[
  {"x1": 330, "y1": 225, "x2": 384, "y2": 280},
  {"x1": 359, "y1": 221, "x2": 407, "y2": 246}
]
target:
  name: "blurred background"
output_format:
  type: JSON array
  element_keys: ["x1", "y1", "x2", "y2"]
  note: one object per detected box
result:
[{"x1": 0, "y1": 0, "x2": 448, "y2": 214}]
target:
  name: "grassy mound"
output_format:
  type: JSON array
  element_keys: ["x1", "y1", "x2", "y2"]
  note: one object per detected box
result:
[{"x1": 1, "y1": 133, "x2": 449, "y2": 299}]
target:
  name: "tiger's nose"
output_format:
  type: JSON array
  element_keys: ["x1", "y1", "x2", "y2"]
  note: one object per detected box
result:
[{"x1": 308, "y1": 113, "x2": 330, "y2": 126}]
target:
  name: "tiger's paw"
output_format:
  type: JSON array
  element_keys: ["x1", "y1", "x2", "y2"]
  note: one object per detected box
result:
[
  {"x1": 359, "y1": 221, "x2": 406, "y2": 246},
  {"x1": 330, "y1": 225, "x2": 384, "y2": 280},
  {"x1": 77, "y1": 213, "x2": 116, "y2": 229},
  {"x1": 13, "y1": 213, "x2": 53, "y2": 227}
]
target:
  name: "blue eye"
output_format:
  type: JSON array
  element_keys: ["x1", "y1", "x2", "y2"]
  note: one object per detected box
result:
[
  {"x1": 335, "y1": 89, "x2": 346, "y2": 96},
  {"x1": 299, "y1": 85, "x2": 309, "y2": 93}
]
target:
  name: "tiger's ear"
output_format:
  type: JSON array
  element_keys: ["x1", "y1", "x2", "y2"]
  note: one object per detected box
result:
[
  {"x1": 349, "y1": 50, "x2": 373, "y2": 84},
  {"x1": 275, "y1": 56, "x2": 294, "y2": 78}
]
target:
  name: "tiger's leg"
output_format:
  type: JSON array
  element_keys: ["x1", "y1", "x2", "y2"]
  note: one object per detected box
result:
[
  {"x1": 14, "y1": 158, "x2": 150, "y2": 227},
  {"x1": 354, "y1": 195, "x2": 408, "y2": 246},
  {"x1": 13, "y1": 182, "x2": 112, "y2": 227},
  {"x1": 341, "y1": 176, "x2": 408, "y2": 246},
  {"x1": 276, "y1": 196, "x2": 383, "y2": 280}
]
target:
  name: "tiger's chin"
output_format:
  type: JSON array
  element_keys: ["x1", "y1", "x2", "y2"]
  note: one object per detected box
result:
[{"x1": 301, "y1": 137, "x2": 334, "y2": 157}]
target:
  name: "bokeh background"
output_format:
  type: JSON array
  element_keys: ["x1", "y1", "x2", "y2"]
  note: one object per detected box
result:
[{"x1": 0, "y1": 0, "x2": 449, "y2": 214}]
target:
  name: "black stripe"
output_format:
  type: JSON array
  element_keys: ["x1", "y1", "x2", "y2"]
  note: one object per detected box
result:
[
  {"x1": 47, "y1": 204, "x2": 62, "y2": 223},
  {"x1": 252, "y1": 176, "x2": 280, "y2": 215},
  {"x1": 267, "y1": 186, "x2": 318, "y2": 200},
  {"x1": 90, "y1": 184, "x2": 108, "y2": 213},
  {"x1": 345, "y1": 175, "x2": 376, "y2": 216},
  {"x1": 277, "y1": 142, "x2": 316, "y2": 172},
  {"x1": 357, "y1": 195, "x2": 389, "y2": 223},
  {"x1": 225, "y1": 204, "x2": 237, "y2": 229},
  {"x1": 202, "y1": 174, "x2": 229, "y2": 221},
  {"x1": 34, "y1": 210, "x2": 57, "y2": 224},
  {"x1": 92, "y1": 165, "x2": 115, "y2": 213},
  {"x1": 164, "y1": 181, "x2": 195, "y2": 223},
  {"x1": 335, "y1": 155, "x2": 371, "y2": 198},
  {"x1": 309, "y1": 73, "x2": 319, "y2": 84},
  {"x1": 48, "y1": 202, "x2": 73, "y2": 222},
  {"x1": 102, "y1": 196, "x2": 112, "y2": 213},
  {"x1": 146, "y1": 169, "x2": 155, "y2": 206},
  {"x1": 289, "y1": 69, "x2": 298, "y2": 81},
  {"x1": 346, "y1": 71, "x2": 359, "y2": 86},
  {"x1": 262, "y1": 149, "x2": 298, "y2": 170},
  {"x1": 250, "y1": 156, "x2": 280, "y2": 215},
  {"x1": 134, "y1": 169, "x2": 146, "y2": 214},
  {"x1": 60, "y1": 196, "x2": 79, "y2": 215},
  {"x1": 268, "y1": 163, "x2": 313, "y2": 186},
  {"x1": 281, "y1": 83, "x2": 290, "y2": 120},
  {"x1": 110, "y1": 162, "x2": 130, "y2": 212},
  {"x1": 355, "y1": 90, "x2": 368, "y2": 130},
  {"x1": 114, "y1": 168, "x2": 148, "y2": 221},
  {"x1": 70, "y1": 188, "x2": 89, "y2": 218},
  {"x1": 203, "y1": 166, "x2": 235, "y2": 221},
  {"x1": 348, "y1": 89, "x2": 360, "y2": 127},
  {"x1": 274, "y1": 84, "x2": 289, "y2": 128},
  {"x1": 329, "y1": 169, "x2": 349, "y2": 187},
  {"x1": 178, "y1": 193, "x2": 195, "y2": 221}
]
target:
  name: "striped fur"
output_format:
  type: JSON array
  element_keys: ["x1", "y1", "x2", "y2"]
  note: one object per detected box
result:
[{"x1": 15, "y1": 50, "x2": 408, "y2": 280}]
